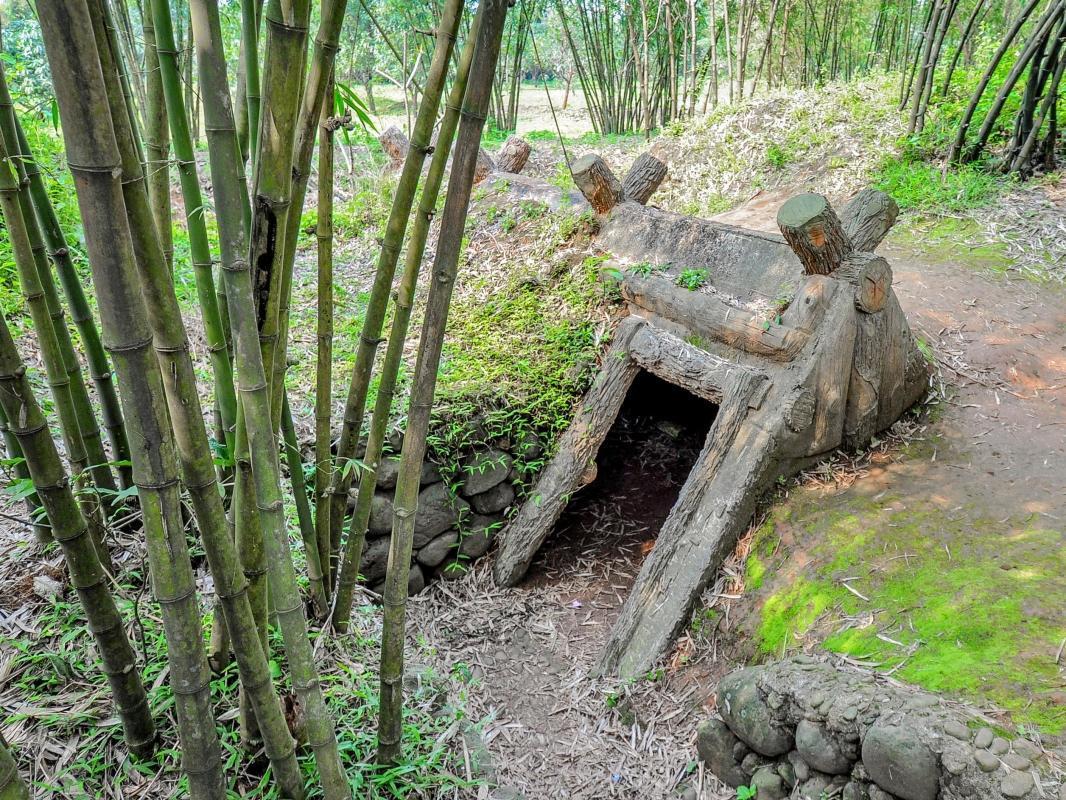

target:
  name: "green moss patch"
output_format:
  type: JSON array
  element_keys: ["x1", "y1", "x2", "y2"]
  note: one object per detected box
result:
[{"x1": 749, "y1": 492, "x2": 1066, "y2": 733}]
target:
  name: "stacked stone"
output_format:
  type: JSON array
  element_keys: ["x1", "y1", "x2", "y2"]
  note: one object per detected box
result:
[
  {"x1": 353, "y1": 440, "x2": 536, "y2": 595},
  {"x1": 697, "y1": 657, "x2": 1059, "y2": 800}
]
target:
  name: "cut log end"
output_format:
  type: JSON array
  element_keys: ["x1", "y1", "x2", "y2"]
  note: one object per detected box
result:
[
  {"x1": 621, "y1": 152, "x2": 668, "y2": 205},
  {"x1": 572, "y1": 153, "x2": 622, "y2": 214},
  {"x1": 379, "y1": 125, "x2": 409, "y2": 166},
  {"x1": 777, "y1": 193, "x2": 853, "y2": 276},
  {"x1": 496, "y1": 136, "x2": 532, "y2": 174}
]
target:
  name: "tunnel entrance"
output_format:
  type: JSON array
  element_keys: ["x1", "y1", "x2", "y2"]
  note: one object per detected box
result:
[{"x1": 528, "y1": 370, "x2": 718, "y2": 585}]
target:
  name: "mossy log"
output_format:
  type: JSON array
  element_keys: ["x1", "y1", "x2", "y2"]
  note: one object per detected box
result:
[{"x1": 621, "y1": 152, "x2": 667, "y2": 205}]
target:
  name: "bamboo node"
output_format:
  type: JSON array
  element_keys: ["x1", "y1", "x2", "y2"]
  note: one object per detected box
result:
[
  {"x1": 154, "y1": 585, "x2": 198, "y2": 607},
  {"x1": 104, "y1": 335, "x2": 154, "y2": 355},
  {"x1": 134, "y1": 476, "x2": 181, "y2": 491}
]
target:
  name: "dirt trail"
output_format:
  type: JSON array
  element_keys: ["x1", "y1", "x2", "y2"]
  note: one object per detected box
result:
[{"x1": 410, "y1": 193, "x2": 1066, "y2": 799}]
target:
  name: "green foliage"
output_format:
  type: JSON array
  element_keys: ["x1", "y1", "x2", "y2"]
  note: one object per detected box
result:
[
  {"x1": 765, "y1": 142, "x2": 794, "y2": 169},
  {"x1": 736, "y1": 785, "x2": 757, "y2": 800},
  {"x1": 675, "y1": 268, "x2": 709, "y2": 291},
  {"x1": 874, "y1": 155, "x2": 1006, "y2": 212}
]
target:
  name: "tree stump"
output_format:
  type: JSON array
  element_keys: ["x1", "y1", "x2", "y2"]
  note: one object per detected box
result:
[
  {"x1": 496, "y1": 136, "x2": 532, "y2": 174},
  {"x1": 621, "y1": 152, "x2": 667, "y2": 205},
  {"x1": 473, "y1": 148, "x2": 496, "y2": 184},
  {"x1": 839, "y1": 188, "x2": 899, "y2": 251},
  {"x1": 572, "y1": 154, "x2": 622, "y2": 214},
  {"x1": 379, "y1": 125, "x2": 409, "y2": 166},
  {"x1": 776, "y1": 193, "x2": 853, "y2": 275}
]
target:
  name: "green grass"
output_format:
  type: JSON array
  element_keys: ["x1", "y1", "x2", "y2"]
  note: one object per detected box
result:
[{"x1": 873, "y1": 155, "x2": 1007, "y2": 212}]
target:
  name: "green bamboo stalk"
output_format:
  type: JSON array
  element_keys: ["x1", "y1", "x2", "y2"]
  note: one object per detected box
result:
[
  {"x1": 192, "y1": 1, "x2": 350, "y2": 795},
  {"x1": 331, "y1": 6, "x2": 483, "y2": 632},
  {"x1": 148, "y1": 0, "x2": 237, "y2": 457},
  {"x1": 0, "y1": 404, "x2": 48, "y2": 544},
  {"x1": 271, "y1": 0, "x2": 350, "y2": 440},
  {"x1": 14, "y1": 117, "x2": 133, "y2": 490},
  {"x1": 248, "y1": 0, "x2": 310, "y2": 430},
  {"x1": 93, "y1": 1, "x2": 308, "y2": 793},
  {"x1": 281, "y1": 391, "x2": 326, "y2": 615},
  {"x1": 326, "y1": 0, "x2": 466, "y2": 588},
  {"x1": 0, "y1": 104, "x2": 112, "y2": 573},
  {"x1": 0, "y1": 308, "x2": 156, "y2": 760},
  {"x1": 37, "y1": 2, "x2": 226, "y2": 795},
  {"x1": 0, "y1": 735, "x2": 30, "y2": 800},
  {"x1": 314, "y1": 71, "x2": 335, "y2": 600},
  {"x1": 142, "y1": 0, "x2": 173, "y2": 270},
  {"x1": 242, "y1": 0, "x2": 263, "y2": 169},
  {"x1": 377, "y1": 0, "x2": 510, "y2": 764},
  {"x1": 0, "y1": 61, "x2": 119, "y2": 516}
]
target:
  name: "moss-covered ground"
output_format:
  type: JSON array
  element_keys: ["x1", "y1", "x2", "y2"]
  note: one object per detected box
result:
[{"x1": 740, "y1": 465, "x2": 1066, "y2": 733}]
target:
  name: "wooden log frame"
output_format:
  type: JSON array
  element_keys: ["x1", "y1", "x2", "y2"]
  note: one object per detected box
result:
[
  {"x1": 492, "y1": 318, "x2": 768, "y2": 588},
  {"x1": 621, "y1": 152, "x2": 667, "y2": 205}
]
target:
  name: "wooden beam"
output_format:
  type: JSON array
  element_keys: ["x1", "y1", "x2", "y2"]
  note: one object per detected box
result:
[
  {"x1": 627, "y1": 324, "x2": 767, "y2": 405},
  {"x1": 620, "y1": 274, "x2": 811, "y2": 362},
  {"x1": 492, "y1": 317, "x2": 644, "y2": 587}
]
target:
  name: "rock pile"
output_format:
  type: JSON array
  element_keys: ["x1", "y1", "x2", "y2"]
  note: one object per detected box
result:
[
  {"x1": 697, "y1": 658, "x2": 1061, "y2": 800},
  {"x1": 353, "y1": 439, "x2": 536, "y2": 594}
]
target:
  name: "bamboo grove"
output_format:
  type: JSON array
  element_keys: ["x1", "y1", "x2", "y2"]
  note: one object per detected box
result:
[
  {"x1": 335, "y1": 0, "x2": 1062, "y2": 173},
  {"x1": 0, "y1": 0, "x2": 510, "y2": 796}
]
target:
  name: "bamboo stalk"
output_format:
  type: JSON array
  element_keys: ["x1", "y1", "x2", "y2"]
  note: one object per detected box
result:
[
  {"x1": 0, "y1": 62, "x2": 119, "y2": 514},
  {"x1": 272, "y1": 0, "x2": 350, "y2": 460},
  {"x1": 242, "y1": 0, "x2": 263, "y2": 168},
  {"x1": 142, "y1": 0, "x2": 173, "y2": 270},
  {"x1": 93, "y1": 0, "x2": 309, "y2": 793},
  {"x1": 281, "y1": 391, "x2": 326, "y2": 615},
  {"x1": 148, "y1": 0, "x2": 238, "y2": 456},
  {"x1": 0, "y1": 404, "x2": 48, "y2": 544},
  {"x1": 377, "y1": 0, "x2": 510, "y2": 765},
  {"x1": 0, "y1": 310, "x2": 156, "y2": 759},
  {"x1": 37, "y1": 2, "x2": 226, "y2": 795},
  {"x1": 192, "y1": 1, "x2": 350, "y2": 794},
  {"x1": 314, "y1": 69, "x2": 335, "y2": 601},
  {"x1": 332, "y1": 5, "x2": 483, "y2": 632},
  {"x1": 14, "y1": 117, "x2": 133, "y2": 490},
  {"x1": 326, "y1": 0, "x2": 466, "y2": 589},
  {"x1": 0, "y1": 735, "x2": 30, "y2": 800},
  {"x1": 0, "y1": 94, "x2": 113, "y2": 572}
]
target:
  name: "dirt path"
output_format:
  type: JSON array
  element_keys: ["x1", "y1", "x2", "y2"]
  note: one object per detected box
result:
[{"x1": 408, "y1": 193, "x2": 1066, "y2": 798}]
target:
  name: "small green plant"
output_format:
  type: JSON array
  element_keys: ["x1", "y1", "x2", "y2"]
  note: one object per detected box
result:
[
  {"x1": 676, "y1": 268, "x2": 709, "y2": 291},
  {"x1": 736, "y1": 785, "x2": 757, "y2": 800},
  {"x1": 766, "y1": 142, "x2": 793, "y2": 169}
]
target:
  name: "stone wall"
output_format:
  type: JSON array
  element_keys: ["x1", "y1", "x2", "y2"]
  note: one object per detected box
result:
[
  {"x1": 697, "y1": 657, "x2": 1063, "y2": 800},
  {"x1": 353, "y1": 437, "x2": 539, "y2": 595}
]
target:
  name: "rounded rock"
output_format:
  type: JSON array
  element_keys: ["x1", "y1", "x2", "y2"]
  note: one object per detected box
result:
[
  {"x1": 717, "y1": 668, "x2": 794, "y2": 757},
  {"x1": 1003, "y1": 754, "x2": 1031, "y2": 771},
  {"x1": 942, "y1": 720, "x2": 970, "y2": 741},
  {"x1": 1011, "y1": 739, "x2": 1040, "y2": 760},
  {"x1": 974, "y1": 728, "x2": 994, "y2": 749},
  {"x1": 999, "y1": 771, "x2": 1034, "y2": 798},
  {"x1": 862, "y1": 722, "x2": 940, "y2": 800},
  {"x1": 751, "y1": 767, "x2": 788, "y2": 800},
  {"x1": 975, "y1": 749, "x2": 1000, "y2": 773},
  {"x1": 991, "y1": 737, "x2": 1010, "y2": 756},
  {"x1": 695, "y1": 718, "x2": 747, "y2": 788},
  {"x1": 796, "y1": 719, "x2": 851, "y2": 775}
]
